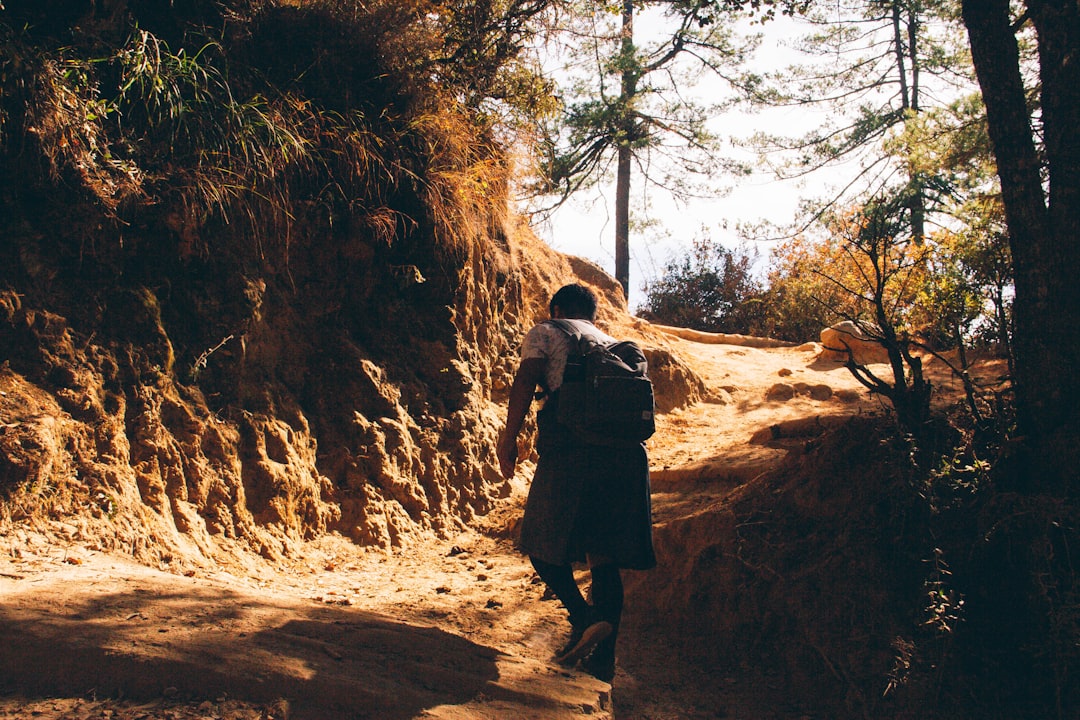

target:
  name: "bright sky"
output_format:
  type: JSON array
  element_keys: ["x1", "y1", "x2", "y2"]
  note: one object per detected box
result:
[
  {"x1": 520, "y1": 10, "x2": 824, "y2": 311},
  {"x1": 528, "y1": 148, "x2": 808, "y2": 310}
]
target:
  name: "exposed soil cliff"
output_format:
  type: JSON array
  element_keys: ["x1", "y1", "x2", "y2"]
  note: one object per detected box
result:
[
  {"x1": 0, "y1": 214, "x2": 706, "y2": 561},
  {"x1": 0, "y1": 0, "x2": 705, "y2": 570}
]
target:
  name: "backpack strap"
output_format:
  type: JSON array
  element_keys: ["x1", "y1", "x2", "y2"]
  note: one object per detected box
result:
[
  {"x1": 539, "y1": 319, "x2": 597, "y2": 401},
  {"x1": 544, "y1": 318, "x2": 579, "y2": 342},
  {"x1": 545, "y1": 318, "x2": 605, "y2": 351}
]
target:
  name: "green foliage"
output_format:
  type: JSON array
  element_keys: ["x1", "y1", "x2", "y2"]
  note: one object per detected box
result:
[
  {"x1": 0, "y1": 0, "x2": 556, "y2": 262},
  {"x1": 742, "y1": 2, "x2": 1015, "y2": 394},
  {"x1": 530, "y1": 0, "x2": 758, "y2": 294},
  {"x1": 912, "y1": 247, "x2": 984, "y2": 350},
  {"x1": 430, "y1": 0, "x2": 560, "y2": 123},
  {"x1": 761, "y1": 234, "x2": 854, "y2": 342},
  {"x1": 762, "y1": 200, "x2": 1011, "y2": 356},
  {"x1": 920, "y1": 547, "x2": 964, "y2": 661},
  {"x1": 916, "y1": 406, "x2": 1079, "y2": 719},
  {"x1": 886, "y1": 92, "x2": 1013, "y2": 354},
  {"x1": 637, "y1": 236, "x2": 765, "y2": 334},
  {"x1": 741, "y1": 0, "x2": 980, "y2": 251},
  {"x1": 858, "y1": 398, "x2": 1080, "y2": 720},
  {"x1": 111, "y1": 30, "x2": 230, "y2": 143},
  {"x1": 761, "y1": 192, "x2": 931, "y2": 344},
  {"x1": 777, "y1": 193, "x2": 934, "y2": 431},
  {"x1": 535, "y1": 1, "x2": 748, "y2": 201}
]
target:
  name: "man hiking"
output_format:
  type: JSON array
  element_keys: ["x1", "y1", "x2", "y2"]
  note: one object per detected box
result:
[{"x1": 497, "y1": 283, "x2": 656, "y2": 683}]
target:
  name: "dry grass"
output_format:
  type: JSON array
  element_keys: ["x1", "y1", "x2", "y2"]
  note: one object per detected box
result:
[{"x1": 1, "y1": 0, "x2": 541, "y2": 266}]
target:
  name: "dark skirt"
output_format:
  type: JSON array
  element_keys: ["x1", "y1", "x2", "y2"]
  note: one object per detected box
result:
[{"x1": 518, "y1": 405, "x2": 656, "y2": 570}]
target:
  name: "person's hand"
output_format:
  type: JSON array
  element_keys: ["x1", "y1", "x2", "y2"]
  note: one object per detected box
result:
[{"x1": 497, "y1": 431, "x2": 518, "y2": 479}]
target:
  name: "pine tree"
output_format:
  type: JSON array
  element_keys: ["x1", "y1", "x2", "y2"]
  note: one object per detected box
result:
[{"x1": 533, "y1": 0, "x2": 756, "y2": 298}]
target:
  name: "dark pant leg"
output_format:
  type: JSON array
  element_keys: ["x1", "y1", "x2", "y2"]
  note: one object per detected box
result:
[
  {"x1": 531, "y1": 556, "x2": 591, "y2": 627},
  {"x1": 588, "y1": 563, "x2": 623, "y2": 662}
]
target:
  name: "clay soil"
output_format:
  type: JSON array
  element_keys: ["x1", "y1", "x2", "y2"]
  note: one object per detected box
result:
[{"x1": 0, "y1": 334, "x2": 990, "y2": 720}]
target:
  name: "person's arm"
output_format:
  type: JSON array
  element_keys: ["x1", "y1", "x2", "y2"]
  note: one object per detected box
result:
[{"x1": 497, "y1": 357, "x2": 546, "y2": 479}]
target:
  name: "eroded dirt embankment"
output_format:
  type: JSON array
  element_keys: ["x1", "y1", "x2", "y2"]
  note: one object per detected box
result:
[{"x1": 0, "y1": 227, "x2": 707, "y2": 566}]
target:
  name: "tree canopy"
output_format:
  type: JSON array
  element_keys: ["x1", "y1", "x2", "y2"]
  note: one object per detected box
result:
[{"x1": 531, "y1": 0, "x2": 757, "y2": 297}]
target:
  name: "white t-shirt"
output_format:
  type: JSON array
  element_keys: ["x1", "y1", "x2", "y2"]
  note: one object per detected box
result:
[{"x1": 521, "y1": 319, "x2": 616, "y2": 393}]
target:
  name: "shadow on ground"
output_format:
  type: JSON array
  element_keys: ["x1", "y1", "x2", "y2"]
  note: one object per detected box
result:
[{"x1": 0, "y1": 583, "x2": 500, "y2": 719}]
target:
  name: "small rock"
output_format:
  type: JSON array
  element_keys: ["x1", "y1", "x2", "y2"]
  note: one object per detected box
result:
[{"x1": 765, "y1": 383, "x2": 796, "y2": 401}]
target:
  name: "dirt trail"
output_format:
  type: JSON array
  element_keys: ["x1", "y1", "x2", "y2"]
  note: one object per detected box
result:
[
  {"x1": 1, "y1": 533, "x2": 609, "y2": 720},
  {"x1": 1, "y1": 336, "x2": 971, "y2": 720}
]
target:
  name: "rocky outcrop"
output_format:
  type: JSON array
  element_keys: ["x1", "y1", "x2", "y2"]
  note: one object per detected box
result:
[
  {"x1": 0, "y1": 218, "x2": 705, "y2": 563},
  {"x1": 819, "y1": 321, "x2": 890, "y2": 364}
]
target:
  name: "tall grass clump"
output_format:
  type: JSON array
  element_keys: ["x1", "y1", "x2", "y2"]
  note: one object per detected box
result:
[{"x1": 1, "y1": 0, "x2": 557, "y2": 267}]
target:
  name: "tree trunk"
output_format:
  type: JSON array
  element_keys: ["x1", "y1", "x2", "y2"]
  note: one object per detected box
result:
[
  {"x1": 614, "y1": 0, "x2": 635, "y2": 300},
  {"x1": 904, "y1": 4, "x2": 926, "y2": 243},
  {"x1": 890, "y1": 1, "x2": 926, "y2": 242},
  {"x1": 615, "y1": 145, "x2": 631, "y2": 299},
  {"x1": 962, "y1": 0, "x2": 1080, "y2": 495}
]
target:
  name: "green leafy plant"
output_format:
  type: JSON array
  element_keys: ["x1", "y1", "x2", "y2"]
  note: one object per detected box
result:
[{"x1": 638, "y1": 235, "x2": 765, "y2": 335}]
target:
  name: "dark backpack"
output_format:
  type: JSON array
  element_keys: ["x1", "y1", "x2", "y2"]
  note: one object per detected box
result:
[{"x1": 546, "y1": 319, "x2": 656, "y2": 445}]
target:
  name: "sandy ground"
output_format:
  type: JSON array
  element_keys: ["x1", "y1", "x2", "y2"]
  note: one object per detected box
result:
[{"x1": 0, "y1": 336, "x2": 985, "y2": 720}]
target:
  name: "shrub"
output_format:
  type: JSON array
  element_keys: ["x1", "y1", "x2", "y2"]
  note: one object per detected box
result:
[{"x1": 638, "y1": 238, "x2": 765, "y2": 335}]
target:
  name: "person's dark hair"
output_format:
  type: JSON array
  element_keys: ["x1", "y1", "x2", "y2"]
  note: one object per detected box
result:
[{"x1": 550, "y1": 284, "x2": 598, "y2": 320}]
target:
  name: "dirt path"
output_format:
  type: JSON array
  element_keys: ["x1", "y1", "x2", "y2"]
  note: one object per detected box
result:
[
  {"x1": 1, "y1": 531, "x2": 610, "y2": 720},
  {"x1": 1, "y1": 337, "x2": 975, "y2": 720}
]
